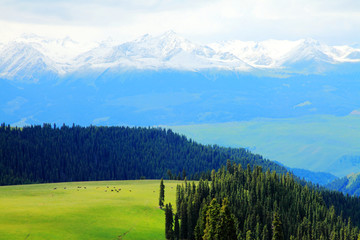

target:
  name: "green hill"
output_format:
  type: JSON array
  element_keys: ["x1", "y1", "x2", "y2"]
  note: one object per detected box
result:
[{"x1": 0, "y1": 123, "x2": 286, "y2": 186}]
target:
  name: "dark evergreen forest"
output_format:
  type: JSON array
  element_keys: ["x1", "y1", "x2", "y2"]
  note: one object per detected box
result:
[
  {"x1": 166, "y1": 163, "x2": 360, "y2": 240},
  {"x1": 0, "y1": 123, "x2": 286, "y2": 185}
]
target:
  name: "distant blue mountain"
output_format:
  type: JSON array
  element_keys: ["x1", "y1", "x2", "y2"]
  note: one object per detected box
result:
[{"x1": 1, "y1": 70, "x2": 360, "y2": 127}]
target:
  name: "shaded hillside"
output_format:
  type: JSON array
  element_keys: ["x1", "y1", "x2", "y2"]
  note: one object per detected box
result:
[
  {"x1": 167, "y1": 163, "x2": 360, "y2": 240},
  {"x1": 0, "y1": 123, "x2": 286, "y2": 185},
  {"x1": 326, "y1": 173, "x2": 360, "y2": 196}
]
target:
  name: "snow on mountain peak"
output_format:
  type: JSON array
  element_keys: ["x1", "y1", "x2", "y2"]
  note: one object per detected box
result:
[
  {"x1": 0, "y1": 41, "x2": 59, "y2": 82},
  {"x1": 0, "y1": 31, "x2": 359, "y2": 80}
]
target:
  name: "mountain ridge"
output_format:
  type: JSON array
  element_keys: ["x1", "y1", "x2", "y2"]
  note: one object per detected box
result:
[{"x1": 1, "y1": 31, "x2": 360, "y2": 82}]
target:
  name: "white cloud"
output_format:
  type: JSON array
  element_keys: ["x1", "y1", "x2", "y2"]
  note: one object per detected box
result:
[
  {"x1": 350, "y1": 109, "x2": 360, "y2": 115},
  {"x1": 92, "y1": 117, "x2": 110, "y2": 125},
  {"x1": 0, "y1": 0, "x2": 359, "y2": 45},
  {"x1": 294, "y1": 101, "x2": 312, "y2": 108}
]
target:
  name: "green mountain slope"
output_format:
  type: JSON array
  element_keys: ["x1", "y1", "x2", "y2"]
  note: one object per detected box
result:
[{"x1": 168, "y1": 114, "x2": 360, "y2": 177}]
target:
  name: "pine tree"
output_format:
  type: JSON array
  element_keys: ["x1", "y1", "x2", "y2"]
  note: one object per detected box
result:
[
  {"x1": 246, "y1": 230, "x2": 253, "y2": 240},
  {"x1": 165, "y1": 203, "x2": 174, "y2": 239},
  {"x1": 272, "y1": 212, "x2": 284, "y2": 240},
  {"x1": 218, "y1": 198, "x2": 237, "y2": 240},
  {"x1": 159, "y1": 178, "x2": 165, "y2": 208},
  {"x1": 203, "y1": 198, "x2": 220, "y2": 240},
  {"x1": 262, "y1": 225, "x2": 269, "y2": 240},
  {"x1": 174, "y1": 213, "x2": 180, "y2": 240},
  {"x1": 195, "y1": 202, "x2": 208, "y2": 240},
  {"x1": 180, "y1": 202, "x2": 188, "y2": 240}
]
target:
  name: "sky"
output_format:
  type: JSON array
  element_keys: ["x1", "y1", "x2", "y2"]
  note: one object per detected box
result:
[{"x1": 0, "y1": 0, "x2": 359, "y2": 45}]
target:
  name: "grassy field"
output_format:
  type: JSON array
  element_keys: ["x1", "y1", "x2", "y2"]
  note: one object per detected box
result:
[
  {"x1": 0, "y1": 180, "x2": 182, "y2": 240},
  {"x1": 169, "y1": 115, "x2": 360, "y2": 175}
]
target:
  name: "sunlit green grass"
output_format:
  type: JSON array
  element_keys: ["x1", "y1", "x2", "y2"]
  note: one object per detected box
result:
[{"x1": 0, "y1": 180, "x2": 182, "y2": 240}]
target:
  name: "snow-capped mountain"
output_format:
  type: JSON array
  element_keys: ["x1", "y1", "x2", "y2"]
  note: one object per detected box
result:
[
  {"x1": 75, "y1": 31, "x2": 251, "y2": 71},
  {"x1": 208, "y1": 39, "x2": 300, "y2": 68},
  {"x1": 0, "y1": 31, "x2": 359, "y2": 82},
  {"x1": 209, "y1": 38, "x2": 360, "y2": 71},
  {"x1": 13, "y1": 34, "x2": 96, "y2": 64},
  {"x1": 0, "y1": 41, "x2": 59, "y2": 83}
]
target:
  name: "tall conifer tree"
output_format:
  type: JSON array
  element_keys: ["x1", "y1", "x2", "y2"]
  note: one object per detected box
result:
[
  {"x1": 272, "y1": 212, "x2": 284, "y2": 240},
  {"x1": 159, "y1": 178, "x2": 165, "y2": 208}
]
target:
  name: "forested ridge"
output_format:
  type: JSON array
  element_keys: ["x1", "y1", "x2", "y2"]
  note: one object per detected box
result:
[
  {"x1": 0, "y1": 123, "x2": 286, "y2": 185},
  {"x1": 166, "y1": 163, "x2": 360, "y2": 240}
]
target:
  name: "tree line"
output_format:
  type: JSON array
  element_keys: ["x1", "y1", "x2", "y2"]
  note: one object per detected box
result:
[
  {"x1": 165, "y1": 162, "x2": 360, "y2": 240},
  {"x1": 0, "y1": 123, "x2": 286, "y2": 185}
]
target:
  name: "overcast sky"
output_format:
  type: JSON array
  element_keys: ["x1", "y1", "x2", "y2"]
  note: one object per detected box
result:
[{"x1": 0, "y1": 0, "x2": 359, "y2": 45}]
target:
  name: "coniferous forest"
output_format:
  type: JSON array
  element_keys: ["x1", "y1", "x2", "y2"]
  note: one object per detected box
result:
[
  {"x1": 165, "y1": 163, "x2": 360, "y2": 240},
  {"x1": 3, "y1": 123, "x2": 360, "y2": 239},
  {"x1": 0, "y1": 123, "x2": 285, "y2": 185}
]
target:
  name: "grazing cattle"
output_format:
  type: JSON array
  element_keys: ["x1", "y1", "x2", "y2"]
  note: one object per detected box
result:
[{"x1": 53, "y1": 188, "x2": 57, "y2": 190}]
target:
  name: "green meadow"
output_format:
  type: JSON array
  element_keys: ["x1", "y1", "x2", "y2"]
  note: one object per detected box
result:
[{"x1": 0, "y1": 180, "x2": 181, "y2": 240}]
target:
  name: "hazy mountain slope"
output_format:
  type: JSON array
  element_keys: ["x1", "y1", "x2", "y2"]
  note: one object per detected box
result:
[
  {"x1": 325, "y1": 155, "x2": 360, "y2": 178},
  {"x1": 289, "y1": 168, "x2": 337, "y2": 185},
  {"x1": 326, "y1": 172, "x2": 360, "y2": 196},
  {"x1": 169, "y1": 115, "x2": 360, "y2": 177}
]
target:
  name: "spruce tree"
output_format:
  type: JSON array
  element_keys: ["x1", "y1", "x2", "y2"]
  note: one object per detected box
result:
[
  {"x1": 218, "y1": 198, "x2": 237, "y2": 240},
  {"x1": 246, "y1": 230, "x2": 253, "y2": 240},
  {"x1": 272, "y1": 212, "x2": 284, "y2": 240},
  {"x1": 180, "y1": 202, "x2": 188, "y2": 239},
  {"x1": 174, "y1": 213, "x2": 180, "y2": 240},
  {"x1": 159, "y1": 178, "x2": 165, "y2": 208},
  {"x1": 203, "y1": 198, "x2": 220, "y2": 240},
  {"x1": 194, "y1": 202, "x2": 208, "y2": 240},
  {"x1": 262, "y1": 225, "x2": 269, "y2": 240},
  {"x1": 165, "y1": 203, "x2": 174, "y2": 239}
]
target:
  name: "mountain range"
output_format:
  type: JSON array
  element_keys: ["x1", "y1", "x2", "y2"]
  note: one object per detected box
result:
[
  {"x1": 1, "y1": 31, "x2": 360, "y2": 82},
  {"x1": 1, "y1": 31, "x2": 360, "y2": 179}
]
